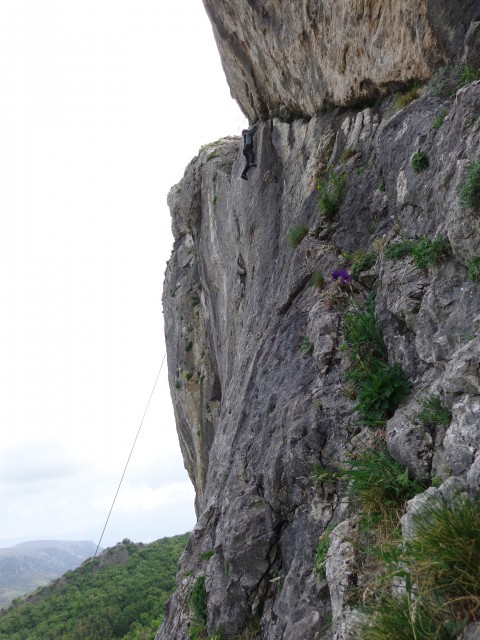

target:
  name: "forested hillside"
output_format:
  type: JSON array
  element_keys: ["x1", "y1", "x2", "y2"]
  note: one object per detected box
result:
[{"x1": 0, "y1": 533, "x2": 189, "y2": 640}]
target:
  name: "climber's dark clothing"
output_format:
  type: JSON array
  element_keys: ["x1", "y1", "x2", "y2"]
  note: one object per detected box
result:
[{"x1": 241, "y1": 125, "x2": 258, "y2": 180}]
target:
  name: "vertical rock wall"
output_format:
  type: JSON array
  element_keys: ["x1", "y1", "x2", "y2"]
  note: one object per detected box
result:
[{"x1": 159, "y1": 81, "x2": 480, "y2": 639}]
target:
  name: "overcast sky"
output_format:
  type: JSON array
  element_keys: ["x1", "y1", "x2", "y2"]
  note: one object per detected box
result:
[{"x1": 0, "y1": 1, "x2": 246, "y2": 549}]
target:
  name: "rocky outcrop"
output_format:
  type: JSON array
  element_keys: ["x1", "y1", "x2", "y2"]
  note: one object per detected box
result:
[
  {"x1": 159, "y1": 76, "x2": 480, "y2": 639},
  {"x1": 201, "y1": 0, "x2": 480, "y2": 120}
]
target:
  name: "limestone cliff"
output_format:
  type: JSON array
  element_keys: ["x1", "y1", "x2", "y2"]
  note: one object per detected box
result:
[
  {"x1": 158, "y1": 5, "x2": 480, "y2": 639},
  {"x1": 201, "y1": 0, "x2": 480, "y2": 121}
]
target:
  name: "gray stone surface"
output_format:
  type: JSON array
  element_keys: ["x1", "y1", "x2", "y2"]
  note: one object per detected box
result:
[{"x1": 158, "y1": 82, "x2": 480, "y2": 639}]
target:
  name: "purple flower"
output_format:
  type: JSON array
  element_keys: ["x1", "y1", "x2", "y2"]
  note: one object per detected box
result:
[{"x1": 332, "y1": 269, "x2": 352, "y2": 284}]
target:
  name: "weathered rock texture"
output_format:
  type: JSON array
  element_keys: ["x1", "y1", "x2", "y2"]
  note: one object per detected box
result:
[
  {"x1": 158, "y1": 75, "x2": 480, "y2": 639},
  {"x1": 201, "y1": 0, "x2": 480, "y2": 121}
]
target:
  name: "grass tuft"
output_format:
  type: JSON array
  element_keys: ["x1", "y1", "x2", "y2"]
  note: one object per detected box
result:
[
  {"x1": 459, "y1": 159, "x2": 480, "y2": 212},
  {"x1": 467, "y1": 257, "x2": 480, "y2": 282},
  {"x1": 415, "y1": 395, "x2": 452, "y2": 427},
  {"x1": 351, "y1": 253, "x2": 377, "y2": 280},
  {"x1": 287, "y1": 225, "x2": 309, "y2": 249},
  {"x1": 385, "y1": 237, "x2": 451, "y2": 269},
  {"x1": 411, "y1": 151, "x2": 429, "y2": 173},
  {"x1": 317, "y1": 166, "x2": 348, "y2": 219},
  {"x1": 432, "y1": 108, "x2": 449, "y2": 131}
]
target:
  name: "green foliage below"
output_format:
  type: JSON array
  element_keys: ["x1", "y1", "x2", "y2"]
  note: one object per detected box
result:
[
  {"x1": 0, "y1": 534, "x2": 189, "y2": 640},
  {"x1": 427, "y1": 64, "x2": 480, "y2": 98},
  {"x1": 467, "y1": 257, "x2": 480, "y2": 282},
  {"x1": 411, "y1": 151, "x2": 429, "y2": 173},
  {"x1": 432, "y1": 108, "x2": 449, "y2": 131},
  {"x1": 317, "y1": 166, "x2": 348, "y2": 219},
  {"x1": 351, "y1": 253, "x2": 376, "y2": 280},
  {"x1": 286, "y1": 224, "x2": 309, "y2": 249},
  {"x1": 459, "y1": 159, "x2": 480, "y2": 211},
  {"x1": 385, "y1": 237, "x2": 451, "y2": 269},
  {"x1": 299, "y1": 337, "x2": 314, "y2": 355},
  {"x1": 410, "y1": 237, "x2": 451, "y2": 269},
  {"x1": 384, "y1": 240, "x2": 415, "y2": 261},
  {"x1": 395, "y1": 85, "x2": 420, "y2": 110},
  {"x1": 360, "y1": 498, "x2": 480, "y2": 639},
  {"x1": 314, "y1": 527, "x2": 334, "y2": 580},
  {"x1": 310, "y1": 271, "x2": 325, "y2": 289},
  {"x1": 415, "y1": 395, "x2": 452, "y2": 428},
  {"x1": 341, "y1": 448, "x2": 425, "y2": 518},
  {"x1": 343, "y1": 303, "x2": 411, "y2": 425},
  {"x1": 352, "y1": 362, "x2": 412, "y2": 426},
  {"x1": 189, "y1": 577, "x2": 208, "y2": 640}
]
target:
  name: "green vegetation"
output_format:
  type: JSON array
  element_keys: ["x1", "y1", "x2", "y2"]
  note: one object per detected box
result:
[
  {"x1": 342, "y1": 448, "x2": 425, "y2": 526},
  {"x1": 184, "y1": 370, "x2": 193, "y2": 381},
  {"x1": 199, "y1": 550, "x2": 215, "y2": 561},
  {"x1": 411, "y1": 151, "x2": 429, "y2": 173},
  {"x1": 410, "y1": 237, "x2": 451, "y2": 269},
  {"x1": 185, "y1": 340, "x2": 193, "y2": 352},
  {"x1": 360, "y1": 498, "x2": 480, "y2": 639},
  {"x1": 427, "y1": 64, "x2": 480, "y2": 98},
  {"x1": 189, "y1": 577, "x2": 208, "y2": 640},
  {"x1": 384, "y1": 240, "x2": 415, "y2": 261},
  {"x1": 206, "y1": 151, "x2": 220, "y2": 161},
  {"x1": 415, "y1": 394, "x2": 452, "y2": 428},
  {"x1": 351, "y1": 253, "x2": 376, "y2": 280},
  {"x1": 310, "y1": 271, "x2": 325, "y2": 289},
  {"x1": 385, "y1": 236, "x2": 451, "y2": 269},
  {"x1": 343, "y1": 301, "x2": 411, "y2": 425},
  {"x1": 432, "y1": 108, "x2": 449, "y2": 131},
  {"x1": 395, "y1": 85, "x2": 420, "y2": 110},
  {"x1": 0, "y1": 535, "x2": 189, "y2": 640},
  {"x1": 459, "y1": 159, "x2": 480, "y2": 212},
  {"x1": 314, "y1": 527, "x2": 334, "y2": 580},
  {"x1": 317, "y1": 166, "x2": 348, "y2": 219},
  {"x1": 299, "y1": 337, "x2": 314, "y2": 356},
  {"x1": 287, "y1": 224, "x2": 309, "y2": 249},
  {"x1": 467, "y1": 257, "x2": 480, "y2": 282}
]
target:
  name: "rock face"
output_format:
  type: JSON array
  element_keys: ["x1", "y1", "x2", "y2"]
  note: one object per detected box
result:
[
  {"x1": 158, "y1": 74, "x2": 480, "y2": 639},
  {"x1": 201, "y1": 0, "x2": 480, "y2": 121}
]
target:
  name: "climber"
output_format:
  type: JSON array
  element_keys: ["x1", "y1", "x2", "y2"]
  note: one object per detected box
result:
[{"x1": 240, "y1": 123, "x2": 258, "y2": 180}]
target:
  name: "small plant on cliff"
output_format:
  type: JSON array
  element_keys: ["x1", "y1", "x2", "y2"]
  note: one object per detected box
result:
[
  {"x1": 343, "y1": 302, "x2": 411, "y2": 425},
  {"x1": 467, "y1": 257, "x2": 480, "y2": 282},
  {"x1": 427, "y1": 63, "x2": 480, "y2": 98},
  {"x1": 411, "y1": 150, "x2": 429, "y2": 173},
  {"x1": 287, "y1": 224, "x2": 309, "y2": 249},
  {"x1": 395, "y1": 84, "x2": 421, "y2": 110},
  {"x1": 342, "y1": 447, "x2": 425, "y2": 532},
  {"x1": 310, "y1": 271, "x2": 325, "y2": 289},
  {"x1": 314, "y1": 527, "x2": 334, "y2": 580},
  {"x1": 317, "y1": 166, "x2": 348, "y2": 219},
  {"x1": 432, "y1": 107, "x2": 449, "y2": 131},
  {"x1": 384, "y1": 240, "x2": 416, "y2": 261},
  {"x1": 411, "y1": 236, "x2": 451, "y2": 269},
  {"x1": 415, "y1": 394, "x2": 452, "y2": 428},
  {"x1": 360, "y1": 497, "x2": 480, "y2": 640},
  {"x1": 189, "y1": 576, "x2": 208, "y2": 639},
  {"x1": 459, "y1": 158, "x2": 480, "y2": 211},
  {"x1": 351, "y1": 252, "x2": 376, "y2": 280},
  {"x1": 385, "y1": 236, "x2": 451, "y2": 269},
  {"x1": 299, "y1": 337, "x2": 314, "y2": 355}
]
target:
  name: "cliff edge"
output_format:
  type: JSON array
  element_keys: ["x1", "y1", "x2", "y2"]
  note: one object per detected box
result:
[{"x1": 159, "y1": 4, "x2": 480, "y2": 639}]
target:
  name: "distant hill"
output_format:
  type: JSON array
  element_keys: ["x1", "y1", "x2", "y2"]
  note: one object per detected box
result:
[
  {"x1": 0, "y1": 540, "x2": 98, "y2": 607},
  {"x1": 0, "y1": 533, "x2": 189, "y2": 640}
]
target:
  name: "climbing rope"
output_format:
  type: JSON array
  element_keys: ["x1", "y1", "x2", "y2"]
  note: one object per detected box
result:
[{"x1": 70, "y1": 351, "x2": 168, "y2": 632}]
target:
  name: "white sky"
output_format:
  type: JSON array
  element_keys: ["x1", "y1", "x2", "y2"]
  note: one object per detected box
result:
[{"x1": 0, "y1": 0, "x2": 246, "y2": 549}]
